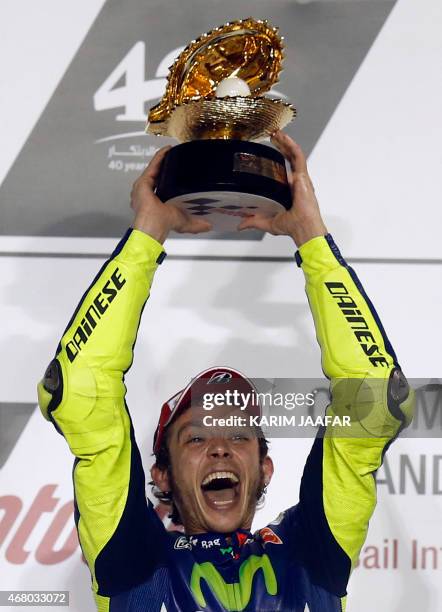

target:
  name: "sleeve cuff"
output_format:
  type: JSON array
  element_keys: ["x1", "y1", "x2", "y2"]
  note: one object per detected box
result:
[
  {"x1": 295, "y1": 234, "x2": 344, "y2": 275},
  {"x1": 113, "y1": 228, "x2": 167, "y2": 266}
]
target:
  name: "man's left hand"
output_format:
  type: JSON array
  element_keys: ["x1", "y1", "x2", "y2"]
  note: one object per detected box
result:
[{"x1": 237, "y1": 131, "x2": 328, "y2": 247}]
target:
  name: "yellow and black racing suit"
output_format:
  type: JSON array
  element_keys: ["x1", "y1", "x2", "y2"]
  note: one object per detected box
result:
[{"x1": 38, "y1": 229, "x2": 413, "y2": 611}]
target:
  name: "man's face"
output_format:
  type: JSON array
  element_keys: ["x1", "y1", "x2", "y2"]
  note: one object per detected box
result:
[{"x1": 152, "y1": 403, "x2": 273, "y2": 535}]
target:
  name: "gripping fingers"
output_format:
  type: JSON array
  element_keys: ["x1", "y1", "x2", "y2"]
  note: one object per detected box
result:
[
  {"x1": 271, "y1": 131, "x2": 308, "y2": 175},
  {"x1": 140, "y1": 146, "x2": 172, "y2": 188},
  {"x1": 171, "y1": 206, "x2": 212, "y2": 234}
]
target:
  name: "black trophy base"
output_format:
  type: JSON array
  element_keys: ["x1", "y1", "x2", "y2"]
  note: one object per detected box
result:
[{"x1": 156, "y1": 140, "x2": 291, "y2": 232}]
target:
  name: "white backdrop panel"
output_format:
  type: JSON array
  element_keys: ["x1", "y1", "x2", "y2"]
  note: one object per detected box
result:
[{"x1": 0, "y1": 253, "x2": 441, "y2": 611}]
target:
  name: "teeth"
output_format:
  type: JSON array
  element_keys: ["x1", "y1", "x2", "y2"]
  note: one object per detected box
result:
[{"x1": 202, "y1": 471, "x2": 239, "y2": 486}]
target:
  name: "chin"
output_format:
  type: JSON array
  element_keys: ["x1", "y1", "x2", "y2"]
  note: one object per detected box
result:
[{"x1": 203, "y1": 511, "x2": 245, "y2": 534}]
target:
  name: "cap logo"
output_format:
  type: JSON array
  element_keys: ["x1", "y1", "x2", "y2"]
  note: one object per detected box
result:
[{"x1": 207, "y1": 371, "x2": 233, "y2": 385}]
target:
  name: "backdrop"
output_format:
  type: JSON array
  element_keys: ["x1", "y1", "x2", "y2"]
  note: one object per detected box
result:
[{"x1": 1, "y1": 1, "x2": 441, "y2": 610}]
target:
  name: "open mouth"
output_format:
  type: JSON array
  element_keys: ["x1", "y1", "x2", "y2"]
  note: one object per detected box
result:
[{"x1": 200, "y1": 471, "x2": 240, "y2": 509}]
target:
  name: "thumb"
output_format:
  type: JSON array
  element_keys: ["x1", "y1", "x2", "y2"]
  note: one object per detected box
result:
[
  {"x1": 181, "y1": 217, "x2": 213, "y2": 234},
  {"x1": 191, "y1": 219, "x2": 213, "y2": 234},
  {"x1": 237, "y1": 215, "x2": 273, "y2": 233}
]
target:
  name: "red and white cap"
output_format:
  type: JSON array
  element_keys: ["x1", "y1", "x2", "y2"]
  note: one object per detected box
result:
[{"x1": 153, "y1": 366, "x2": 260, "y2": 454}]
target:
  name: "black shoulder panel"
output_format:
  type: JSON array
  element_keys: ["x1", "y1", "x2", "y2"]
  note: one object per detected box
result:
[
  {"x1": 94, "y1": 408, "x2": 167, "y2": 596},
  {"x1": 294, "y1": 434, "x2": 351, "y2": 597}
]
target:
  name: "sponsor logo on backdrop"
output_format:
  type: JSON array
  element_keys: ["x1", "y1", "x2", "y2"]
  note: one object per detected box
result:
[
  {"x1": 357, "y1": 538, "x2": 442, "y2": 570},
  {"x1": 0, "y1": 487, "x2": 184, "y2": 565},
  {"x1": 2, "y1": 485, "x2": 441, "y2": 571},
  {"x1": 0, "y1": 0, "x2": 398, "y2": 253},
  {"x1": 0, "y1": 485, "x2": 77, "y2": 565},
  {"x1": 1, "y1": 468, "x2": 441, "y2": 567},
  {"x1": 377, "y1": 454, "x2": 442, "y2": 495},
  {"x1": 93, "y1": 41, "x2": 184, "y2": 176}
]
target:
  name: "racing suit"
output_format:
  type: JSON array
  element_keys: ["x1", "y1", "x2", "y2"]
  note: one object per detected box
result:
[{"x1": 38, "y1": 229, "x2": 413, "y2": 612}]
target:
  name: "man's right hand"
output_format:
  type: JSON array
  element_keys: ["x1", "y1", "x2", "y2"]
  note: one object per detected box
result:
[{"x1": 131, "y1": 146, "x2": 212, "y2": 243}]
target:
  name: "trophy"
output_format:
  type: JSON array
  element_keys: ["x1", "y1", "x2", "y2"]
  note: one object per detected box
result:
[{"x1": 147, "y1": 18, "x2": 296, "y2": 232}]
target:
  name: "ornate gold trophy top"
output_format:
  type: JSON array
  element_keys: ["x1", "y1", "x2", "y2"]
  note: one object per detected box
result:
[{"x1": 147, "y1": 17, "x2": 296, "y2": 142}]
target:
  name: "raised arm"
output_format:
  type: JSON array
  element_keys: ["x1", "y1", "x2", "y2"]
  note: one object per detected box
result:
[
  {"x1": 38, "y1": 225, "x2": 168, "y2": 604},
  {"x1": 37, "y1": 147, "x2": 211, "y2": 606},
  {"x1": 294, "y1": 233, "x2": 413, "y2": 604},
  {"x1": 241, "y1": 132, "x2": 414, "y2": 604}
]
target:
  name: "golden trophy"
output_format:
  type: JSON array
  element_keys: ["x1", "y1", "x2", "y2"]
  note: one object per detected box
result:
[{"x1": 147, "y1": 18, "x2": 296, "y2": 231}]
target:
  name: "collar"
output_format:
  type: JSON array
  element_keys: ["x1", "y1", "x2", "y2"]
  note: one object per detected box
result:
[{"x1": 174, "y1": 529, "x2": 254, "y2": 561}]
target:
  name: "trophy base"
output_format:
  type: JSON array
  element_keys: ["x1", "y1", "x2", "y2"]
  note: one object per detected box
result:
[
  {"x1": 167, "y1": 190, "x2": 286, "y2": 232},
  {"x1": 156, "y1": 140, "x2": 291, "y2": 232}
]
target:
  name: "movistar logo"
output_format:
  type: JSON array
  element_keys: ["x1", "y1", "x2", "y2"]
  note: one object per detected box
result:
[{"x1": 190, "y1": 554, "x2": 277, "y2": 611}]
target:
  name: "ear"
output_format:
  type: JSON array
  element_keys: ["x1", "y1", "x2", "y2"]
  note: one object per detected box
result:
[
  {"x1": 151, "y1": 464, "x2": 171, "y2": 493},
  {"x1": 262, "y1": 455, "x2": 274, "y2": 486}
]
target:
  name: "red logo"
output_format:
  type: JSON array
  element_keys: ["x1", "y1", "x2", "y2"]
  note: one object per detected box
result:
[
  {"x1": 0, "y1": 485, "x2": 79, "y2": 565},
  {"x1": 259, "y1": 527, "x2": 282, "y2": 545},
  {"x1": 237, "y1": 532, "x2": 249, "y2": 547}
]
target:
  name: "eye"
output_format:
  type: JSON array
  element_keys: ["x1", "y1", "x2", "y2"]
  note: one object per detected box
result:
[
  {"x1": 231, "y1": 434, "x2": 250, "y2": 442},
  {"x1": 187, "y1": 435, "x2": 204, "y2": 444}
]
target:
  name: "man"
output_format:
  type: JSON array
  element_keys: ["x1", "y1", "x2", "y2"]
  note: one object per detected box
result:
[{"x1": 38, "y1": 131, "x2": 413, "y2": 611}]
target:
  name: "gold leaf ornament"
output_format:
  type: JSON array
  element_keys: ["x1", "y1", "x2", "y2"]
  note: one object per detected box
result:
[{"x1": 147, "y1": 18, "x2": 296, "y2": 142}]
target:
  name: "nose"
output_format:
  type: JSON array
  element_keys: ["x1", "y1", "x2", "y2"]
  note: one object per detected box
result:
[{"x1": 207, "y1": 437, "x2": 232, "y2": 458}]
